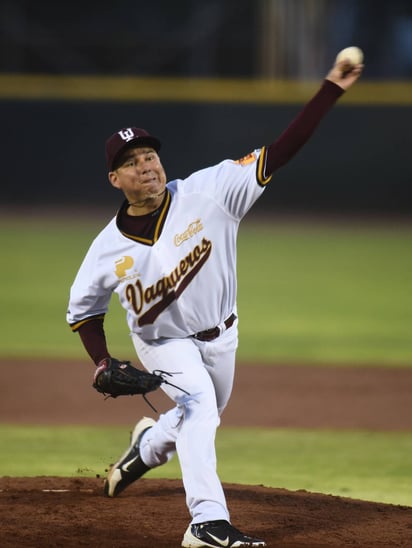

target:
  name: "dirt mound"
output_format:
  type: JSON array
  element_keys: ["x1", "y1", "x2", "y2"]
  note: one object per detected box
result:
[{"x1": 1, "y1": 477, "x2": 411, "y2": 547}]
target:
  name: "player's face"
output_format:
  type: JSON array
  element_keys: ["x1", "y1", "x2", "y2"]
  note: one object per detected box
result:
[{"x1": 109, "y1": 147, "x2": 167, "y2": 212}]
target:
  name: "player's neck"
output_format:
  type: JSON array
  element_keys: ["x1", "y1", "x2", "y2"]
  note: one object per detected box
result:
[{"x1": 127, "y1": 190, "x2": 166, "y2": 216}]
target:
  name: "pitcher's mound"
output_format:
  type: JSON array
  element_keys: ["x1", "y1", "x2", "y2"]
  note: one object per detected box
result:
[{"x1": 0, "y1": 476, "x2": 411, "y2": 547}]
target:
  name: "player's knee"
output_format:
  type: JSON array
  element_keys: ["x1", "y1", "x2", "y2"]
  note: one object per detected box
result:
[{"x1": 178, "y1": 392, "x2": 219, "y2": 425}]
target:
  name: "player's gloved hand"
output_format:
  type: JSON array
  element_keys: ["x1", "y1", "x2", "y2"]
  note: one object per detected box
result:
[{"x1": 93, "y1": 357, "x2": 164, "y2": 398}]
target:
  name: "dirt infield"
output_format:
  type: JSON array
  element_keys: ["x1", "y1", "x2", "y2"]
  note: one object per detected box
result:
[{"x1": 1, "y1": 359, "x2": 412, "y2": 547}]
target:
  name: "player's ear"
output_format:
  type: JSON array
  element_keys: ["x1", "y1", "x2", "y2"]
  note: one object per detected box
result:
[{"x1": 109, "y1": 171, "x2": 121, "y2": 189}]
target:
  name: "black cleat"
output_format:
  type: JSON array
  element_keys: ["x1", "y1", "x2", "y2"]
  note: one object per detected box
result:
[
  {"x1": 104, "y1": 416, "x2": 155, "y2": 497},
  {"x1": 181, "y1": 519, "x2": 266, "y2": 547}
]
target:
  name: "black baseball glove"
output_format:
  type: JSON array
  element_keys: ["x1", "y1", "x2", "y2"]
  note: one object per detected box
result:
[{"x1": 93, "y1": 357, "x2": 163, "y2": 398}]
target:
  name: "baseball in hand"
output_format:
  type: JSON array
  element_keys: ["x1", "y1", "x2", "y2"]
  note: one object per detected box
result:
[{"x1": 336, "y1": 46, "x2": 364, "y2": 67}]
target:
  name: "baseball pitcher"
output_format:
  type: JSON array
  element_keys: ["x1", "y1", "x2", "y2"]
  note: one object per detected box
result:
[{"x1": 67, "y1": 56, "x2": 363, "y2": 548}]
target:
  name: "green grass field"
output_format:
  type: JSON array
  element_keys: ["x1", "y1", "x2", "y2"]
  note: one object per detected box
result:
[
  {"x1": 1, "y1": 213, "x2": 411, "y2": 507},
  {"x1": 1, "y1": 425, "x2": 411, "y2": 507},
  {"x1": 237, "y1": 220, "x2": 412, "y2": 365},
  {"x1": 1, "y1": 214, "x2": 411, "y2": 365}
]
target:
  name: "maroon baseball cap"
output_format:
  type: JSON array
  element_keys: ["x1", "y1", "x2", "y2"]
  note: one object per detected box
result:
[{"x1": 105, "y1": 127, "x2": 161, "y2": 171}]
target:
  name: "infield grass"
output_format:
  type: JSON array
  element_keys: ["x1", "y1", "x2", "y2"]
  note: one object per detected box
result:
[
  {"x1": 0, "y1": 425, "x2": 411, "y2": 507},
  {"x1": 1, "y1": 213, "x2": 411, "y2": 366}
]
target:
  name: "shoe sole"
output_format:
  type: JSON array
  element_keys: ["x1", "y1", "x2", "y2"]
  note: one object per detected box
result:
[
  {"x1": 104, "y1": 416, "x2": 156, "y2": 497},
  {"x1": 182, "y1": 534, "x2": 266, "y2": 548},
  {"x1": 181, "y1": 530, "x2": 216, "y2": 547}
]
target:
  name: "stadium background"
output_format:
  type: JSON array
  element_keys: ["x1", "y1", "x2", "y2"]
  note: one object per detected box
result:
[{"x1": 1, "y1": 0, "x2": 411, "y2": 214}]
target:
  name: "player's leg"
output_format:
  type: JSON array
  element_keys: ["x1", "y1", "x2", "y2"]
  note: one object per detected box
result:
[
  {"x1": 179, "y1": 326, "x2": 267, "y2": 546},
  {"x1": 135, "y1": 324, "x2": 238, "y2": 471},
  {"x1": 104, "y1": 337, "x2": 202, "y2": 498},
  {"x1": 194, "y1": 318, "x2": 238, "y2": 416},
  {"x1": 131, "y1": 333, "x2": 237, "y2": 523},
  {"x1": 103, "y1": 337, "x2": 199, "y2": 498}
]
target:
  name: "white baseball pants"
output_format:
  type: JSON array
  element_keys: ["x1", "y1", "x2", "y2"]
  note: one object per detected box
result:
[{"x1": 131, "y1": 321, "x2": 238, "y2": 524}]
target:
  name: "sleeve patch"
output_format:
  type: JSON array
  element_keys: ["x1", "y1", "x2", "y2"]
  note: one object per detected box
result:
[{"x1": 234, "y1": 152, "x2": 257, "y2": 166}]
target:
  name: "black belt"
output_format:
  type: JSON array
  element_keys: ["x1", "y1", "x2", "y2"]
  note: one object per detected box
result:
[{"x1": 192, "y1": 313, "x2": 237, "y2": 342}]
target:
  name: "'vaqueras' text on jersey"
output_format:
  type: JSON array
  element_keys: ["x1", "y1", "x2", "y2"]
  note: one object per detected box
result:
[{"x1": 67, "y1": 149, "x2": 271, "y2": 340}]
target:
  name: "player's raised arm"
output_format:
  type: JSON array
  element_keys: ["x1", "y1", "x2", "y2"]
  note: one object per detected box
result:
[{"x1": 261, "y1": 49, "x2": 364, "y2": 179}]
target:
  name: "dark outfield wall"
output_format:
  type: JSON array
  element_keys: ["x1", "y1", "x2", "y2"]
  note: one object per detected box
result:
[{"x1": 2, "y1": 100, "x2": 411, "y2": 214}]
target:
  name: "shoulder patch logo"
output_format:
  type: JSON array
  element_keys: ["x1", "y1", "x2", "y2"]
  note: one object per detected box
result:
[
  {"x1": 115, "y1": 255, "x2": 134, "y2": 278},
  {"x1": 234, "y1": 151, "x2": 256, "y2": 166}
]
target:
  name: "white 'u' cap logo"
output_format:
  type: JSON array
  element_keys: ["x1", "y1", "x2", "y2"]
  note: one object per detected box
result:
[{"x1": 118, "y1": 128, "x2": 135, "y2": 142}]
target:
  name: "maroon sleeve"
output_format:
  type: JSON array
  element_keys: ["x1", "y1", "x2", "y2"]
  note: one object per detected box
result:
[
  {"x1": 264, "y1": 80, "x2": 345, "y2": 178},
  {"x1": 77, "y1": 318, "x2": 111, "y2": 365}
]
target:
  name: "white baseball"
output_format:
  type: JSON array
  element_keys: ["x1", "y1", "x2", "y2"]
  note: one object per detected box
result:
[{"x1": 336, "y1": 46, "x2": 364, "y2": 66}]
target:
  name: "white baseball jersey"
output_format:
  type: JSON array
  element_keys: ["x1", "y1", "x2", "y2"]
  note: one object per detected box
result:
[{"x1": 67, "y1": 149, "x2": 270, "y2": 340}]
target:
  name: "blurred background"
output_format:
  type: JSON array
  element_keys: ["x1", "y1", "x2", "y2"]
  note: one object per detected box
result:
[{"x1": 1, "y1": 0, "x2": 411, "y2": 214}]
